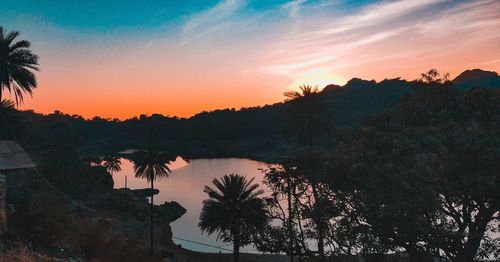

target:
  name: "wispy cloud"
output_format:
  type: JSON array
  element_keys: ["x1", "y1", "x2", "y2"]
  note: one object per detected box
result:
[
  {"x1": 173, "y1": 0, "x2": 500, "y2": 87},
  {"x1": 180, "y1": 0, "x2": 246, "y2": 44},
  {"x1": 339, "y1": 0, "x2": 446, "y2": 27},
  {"x1": 260, "y1": 0, "x2": 500, "y2": 84},
  {"x1": 283, "y1": 0, "x2": 306, "y2": 21}
]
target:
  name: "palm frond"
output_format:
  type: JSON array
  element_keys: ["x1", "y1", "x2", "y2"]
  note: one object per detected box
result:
[
  {"x1": 9, "y1": 39, "x2": 30, "y2": 51},
  {"x1": 0, "y1": 27, "x2": 39, "y2": 105},
  {"x1": 131, "y1": 147, "x2": 173, "y2": 182},
  {"x1": 102, "y1": 156, "x2": 122, "y2": 175},
  {"x1": 199, "y1": 174, "x2": 268, "y2": 244}
]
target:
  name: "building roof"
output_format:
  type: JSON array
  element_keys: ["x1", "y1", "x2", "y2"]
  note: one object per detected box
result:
[{"x1": 0, "y1": 141, "x2": 36, "y2": 171}]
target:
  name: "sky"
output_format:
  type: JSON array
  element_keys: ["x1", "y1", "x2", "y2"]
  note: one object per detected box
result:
[{"x1": 1, "y1": 0, "x2": 499, "y2": 119}]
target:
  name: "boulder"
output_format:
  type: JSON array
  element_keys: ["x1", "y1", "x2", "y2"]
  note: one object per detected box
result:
[
  {"x1": 131, "y1": 188, "x2": 159, "y2": 198},
  {"x1": 156, "y1": 201, "x2": 186, "y2": 224}
]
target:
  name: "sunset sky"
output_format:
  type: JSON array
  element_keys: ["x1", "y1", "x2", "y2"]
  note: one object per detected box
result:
[{"x1": 1, "y1": 0, "x2": 499, "y2": 119}]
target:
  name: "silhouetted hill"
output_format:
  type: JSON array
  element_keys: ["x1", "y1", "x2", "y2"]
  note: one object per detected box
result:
[
  {"x1": 321, "y1": 77, "x2": 415, "y2": 129},
  {"x1": 452, "y1": 69, "x2": 500, "y2": 89},
  {"x1": 343, "y1": 78, "x2": 377, "y2": 89},
  {"x1": 323, "y1": 84, "x2": 342, "y2": 92},
  {"x1": 11, "y1": 69, "x2": 499, "y2": 160}
]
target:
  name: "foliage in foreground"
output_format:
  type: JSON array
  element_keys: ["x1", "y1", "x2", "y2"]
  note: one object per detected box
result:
[
  {"x1": 199, "y1": 174, "x2": 269, "y2": 262},
  {"x1": 255, "y1": 84, "x2": 500, "y2": 262}
]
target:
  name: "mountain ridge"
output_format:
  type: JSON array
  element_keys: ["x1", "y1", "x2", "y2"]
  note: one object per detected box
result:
[
  {"x1": 12, "y1": 68, "x2": 500, "y2": 160},
  {"x1": 451, "y1": 68, "x2": 500, "y2": 89},
  {"x1": 323, "y1": 68, "x2": 499, "y2": 92}
]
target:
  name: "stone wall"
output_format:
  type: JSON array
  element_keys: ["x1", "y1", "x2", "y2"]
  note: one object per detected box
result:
[
  {"x1": 2, "y1": 168, "x2": 33, "y2": 212},
  {"x1": 0, "y1": 173, "x2": 7, "y2": 234}
]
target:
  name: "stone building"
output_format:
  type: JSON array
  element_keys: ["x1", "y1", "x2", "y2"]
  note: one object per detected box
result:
[
  {"x1": 0, "y1": 174, "x2": 6, "y2": 234},
  {"x1": 0, "y1": 140, "x2": 36, "y2": 218}
]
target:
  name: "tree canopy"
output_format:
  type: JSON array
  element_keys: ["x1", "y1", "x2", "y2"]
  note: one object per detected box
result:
[{"x1": 331, "y1": 85, "x2": 500, "y2": 261}]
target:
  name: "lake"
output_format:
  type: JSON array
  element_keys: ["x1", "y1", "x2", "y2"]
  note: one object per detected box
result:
[{"x1": 113, "y1": 157, "x2": 270, "y2": 253}]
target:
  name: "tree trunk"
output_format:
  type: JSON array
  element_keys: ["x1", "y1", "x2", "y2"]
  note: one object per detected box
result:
[
  {"x1": 109, "y1": 173, "x2": 113, "y2": 200},
  {"x1": 407, "y1": 248, "x2": 420, "y2": 262},
  {"x1": 318, "y1": 232, "x2": 325, "y2": 262},
  {"x1": 455, "y1": 209, "x2": 492, "y2": 262},
  {"x1": 407, "y1": 246, "x2": 433, "y2": 262},
  {"x1": 150, "y1": 179, "x2": 154, "y2": 255},
  {"x1": 311, "y1": 184, "x2": 325, "y2": 261},
  {"x1": 307, "y1": 121, "x2": 313, "y2": 147},
  {"x1": 124, "y1": 176, "x2": 127, "y2": 210},
  {"x1": 233, "y1": 226, "x2": 240, "y2": 262},
  {"x1": 287, "y1": 173, "x2": 294, "y2": 262}
]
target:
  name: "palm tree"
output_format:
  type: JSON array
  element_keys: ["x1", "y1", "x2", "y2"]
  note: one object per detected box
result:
[
  {"x1": 0, "y1": 26, "x2": 39, "y2": 104},
  {"x1": 102, "y1": 155, "x2": 122, "y2": 175},
  {"x1": 131, "y1": 148, "x2": 174, "y2": 255},
  {"x1": 199, "y1": 174, "x2": 268, "y2": 262},
  {"x1": 283, "y1": 85, "x2": 331, "y2": 146},
  {"x1": 284, "y1": 85, "x2": 332, "y2": 260},
  {"x1": 102, "y1": 156, "x2": 122, "y2": 199}
]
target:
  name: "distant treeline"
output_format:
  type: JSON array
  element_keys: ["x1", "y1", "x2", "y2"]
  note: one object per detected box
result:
[{"x1": 3, "y1": 69, "x2": 497, "y2": 162}]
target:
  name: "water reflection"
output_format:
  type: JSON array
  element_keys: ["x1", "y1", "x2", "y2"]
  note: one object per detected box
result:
[{"x1": 114, "y1": 157, "x2": 269, "y2": 253}]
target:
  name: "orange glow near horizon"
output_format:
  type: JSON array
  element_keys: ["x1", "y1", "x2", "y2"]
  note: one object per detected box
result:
[
  {"x1": 15, "y1": 59, "x2": 500, "y2": 120},
  {"x1": 2, "y1": 0, "x2": 499, "y2": 119}
]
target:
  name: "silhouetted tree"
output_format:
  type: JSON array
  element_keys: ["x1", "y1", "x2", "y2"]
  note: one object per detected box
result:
[
  {"x1": 332, "y1": 85, "x2": 500, "y2": 261},
  {"x1": 131, "y1": 147, "x2": 174, "y2": 255},
  {"x1": 102, "y1": 155, "x2": 121, "y2": 199},
  {"x1": 40, "y1": 141, "x2": 81, "y2": 183},
  {"x1": 0, "y1": 26, "x2": 39, "y2": 104},
  {"x1": 290, "y1": 150, "x2": 335, "y2": 262},
  {"x1": 0, "y1": 99, "x2": 24, "y2": 139},
  {"x1": 102, "y1": 156, "x2": 121, "y2": 175},
  {"x1": 419, "y1": 69, "x2": 450, "y2": 84},
  {"x1": 284, "y1": 85, "x2": 331, "y2": 146},
  {"x1": 199, "y1": 174, "x2": 268, "y2": 262},
  {"x1": 257, "y1": 151, "x2": 343, "y2": 261},
  {"x1": 256, "y1": 165, "x2": 302, "y2": 260}
]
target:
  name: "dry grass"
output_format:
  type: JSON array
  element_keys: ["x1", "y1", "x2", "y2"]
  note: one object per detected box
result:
[
  {"x1": 58, "y1": 218, "x2": 161, "y2": 262},
  {"x1": 1, "y1": 243, "x2": 52, "y2": 262}
]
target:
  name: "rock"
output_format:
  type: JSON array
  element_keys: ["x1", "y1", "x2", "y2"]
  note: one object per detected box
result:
[
  {"x1": 131, "y1": 188, "x2": 160, "y2": 198},
  {"x1": 86, "y1": 166, "x2": 114, "y2": 191},
  {"x1": 153, "y1": 202, "x2": 186, "y2": 247},
  {"x1": 155, "y1": 201, "x2": 186, "y2": 224},
  {"x1": 112, "y1": 188, "x2": 161, "y2": 215},
  {"x1": 105, "y1": 187, "x2": 186, "y2": 249},
  {"x1": 158, "y1": 223, "x2": 174, "y2": 246},
  {"x1": 114, "y1": 188, "x2": 159, "y2": 201}
]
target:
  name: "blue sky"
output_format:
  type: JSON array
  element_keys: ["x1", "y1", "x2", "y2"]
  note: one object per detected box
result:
[
  {"x1": 1, "y1": 1, "x2": 210, "y2": 30},
  {"x1": 0, "y1": 0, "x2": 395, "y2": 36},
  {"x1": 1, "y1": 1, "x2": 288, "y2": 32}
]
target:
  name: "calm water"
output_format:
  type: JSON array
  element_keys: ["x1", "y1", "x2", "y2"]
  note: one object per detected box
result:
[{"x1": 114, "y1": 157, "x2": 269, "y2": 253}]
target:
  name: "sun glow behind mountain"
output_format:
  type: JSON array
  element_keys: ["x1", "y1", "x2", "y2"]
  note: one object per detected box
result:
[
  {"x1": 0, "y1": 0, "x2": 499, "y2": 119},
  {"x1": 287, "y1": 68, "x2": 347, "y2": 91}
]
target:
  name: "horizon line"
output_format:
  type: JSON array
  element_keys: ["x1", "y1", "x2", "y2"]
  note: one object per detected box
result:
[{"x1": 16, "y1": 67, "x2": 496, "y2": 121}]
